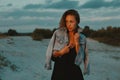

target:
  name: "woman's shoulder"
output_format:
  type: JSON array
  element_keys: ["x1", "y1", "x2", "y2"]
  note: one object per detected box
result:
[{"x1": 79, "y1": 33, "x2": 86, "y2": 40}]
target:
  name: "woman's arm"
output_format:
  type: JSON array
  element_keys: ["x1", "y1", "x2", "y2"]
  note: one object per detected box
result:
[
  {"x1": 45, "y1": 31, "x2": 56, "y2": 70},
  {"x1": 53, "y1": 45, "x2": 70, "y2": 57},
  {"x1": 84, "y1": 38, "x2": 89, "y2": 75}
]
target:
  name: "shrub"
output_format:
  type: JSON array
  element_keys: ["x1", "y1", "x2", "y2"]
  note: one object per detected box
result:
[
  {"x1": 7, "y1": 29, "x2": 18, "y2": 36},
  {"x1": 32, "y1": 28, "x2": 53, "y2": 41}
]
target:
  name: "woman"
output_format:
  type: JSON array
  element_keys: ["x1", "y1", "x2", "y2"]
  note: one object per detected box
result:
[{"x1": 45, "y1": 9, "x2": 89, "y2": 80}]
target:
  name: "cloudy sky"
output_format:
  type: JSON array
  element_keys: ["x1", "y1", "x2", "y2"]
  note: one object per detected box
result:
[{"x1": 0, "y1": 0, "x2": 120, "y2": 32}]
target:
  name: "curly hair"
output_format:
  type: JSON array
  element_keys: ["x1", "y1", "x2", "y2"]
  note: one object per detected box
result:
[{"x1": 59, "y1": 9, "x2": 80, "y2": 28}]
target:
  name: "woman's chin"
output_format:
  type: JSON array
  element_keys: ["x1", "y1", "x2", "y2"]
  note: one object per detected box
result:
[{"x1": 68, "y1": 30, "x2": 74, "y2": 32}]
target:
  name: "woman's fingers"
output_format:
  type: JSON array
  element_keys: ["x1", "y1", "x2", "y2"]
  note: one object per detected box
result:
[
  {"x1": 53, "y1": 51, "x2": 60, "y2": 57},
  {"x1": 60, "y1": 46, "x2": 70, "y2": 54},
  {"x1": 68, "y1": 43, "x2": 74, "y2": 48}
]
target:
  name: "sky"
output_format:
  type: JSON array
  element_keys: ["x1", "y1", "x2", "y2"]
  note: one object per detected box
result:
[{"x1": 0, "y1": 0, "x2": 120, "y2": 32}]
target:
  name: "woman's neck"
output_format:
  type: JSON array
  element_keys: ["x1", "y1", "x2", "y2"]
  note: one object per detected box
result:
[
  {"x1": 69, "y1": 31, "x2": 75, "y2": 36},
  {"x1": 68, "y1": 31, "x2": 75, "y2": 43},
  {"x1": 68, "y1": 31, "x2": 75, "y2": 48}
]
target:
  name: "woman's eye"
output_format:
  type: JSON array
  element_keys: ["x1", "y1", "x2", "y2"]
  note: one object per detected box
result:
[{"x1": 70, "y1": 21, "x2": 74, "y2": 23}]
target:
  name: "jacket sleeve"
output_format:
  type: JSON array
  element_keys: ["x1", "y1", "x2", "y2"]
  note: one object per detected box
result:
[
  {"x1": 75, "y1": 33, "x2": 90, "y2": 75},
  {"x1": 44, "y1": 31, "x2": 56, "y2": 70},
  {"x1": 84, "y1": 37, "x2": 90, "y2": 75},
  {"x1": 75, "y1": 33, "x2": 86, "y2": 65}
]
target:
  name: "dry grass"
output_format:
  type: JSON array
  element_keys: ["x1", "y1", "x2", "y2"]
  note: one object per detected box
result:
[{"x1": 0, "y1": 34, "x2": 8, "y2": 39}]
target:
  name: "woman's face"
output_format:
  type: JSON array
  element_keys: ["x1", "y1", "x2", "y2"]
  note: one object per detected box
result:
[{"x1": 65, "y1": 15, "x2": 77, "y2": 32}]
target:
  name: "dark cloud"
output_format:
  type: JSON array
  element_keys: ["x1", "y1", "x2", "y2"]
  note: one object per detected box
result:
[
  {"x1": 111, "y1": 0, "x2": 120, "y2": 8},
  {"x1": 1, "y1": 0, "x2": 120, "y2": 32},
  {"x1": 23, "y1": 4, "x2": 43, "y2": 9},
  {"x1": 0, "y1": 5, "x2": 3, "y2": 7},
  {"x1": 1, "y1": 10, "x2": 60, "y2": 19},
  {"x1": 80, "y1": 0, "x2": 120, "y2": 9},
  {"x1": 23, "y1": 0, "x2": 120, "y2": 10},
  {"x1": 45, "y1": 0, "x2": 53, "y2": 4},
  {"x1": 102, "y1": 9, "x2": 120, "y2": 17},
  {"x1": 0, "y1": 9, "x2": 60, "y2": 27},
  {"x1": 0, "y1": 3, "x2": 12, "y2": 7},
  {"x1": 23, "y1": 0, "x2": 79, "y2": 9},
  {"x1": 7, "y1": 3, "x2": 12, "y2": 7},
  {"x1": 45, "y1": 0, "x2": 79, "y2": 9},
  {"x1": 0, "y1": 18, "x2": 57, "y2": 27},
  {"x1": 80, "y1": 0, "x2": 106, "y2": 9}
]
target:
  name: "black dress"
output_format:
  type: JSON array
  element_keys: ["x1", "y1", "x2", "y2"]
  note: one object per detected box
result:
[{"x1": 51, "y1": 47, "x2": 84, "y2": 80}]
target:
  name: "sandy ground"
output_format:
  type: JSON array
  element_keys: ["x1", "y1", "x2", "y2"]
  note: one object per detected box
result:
[{"x1": 0, "y1": 36, "x2": 120, "y2": 80}]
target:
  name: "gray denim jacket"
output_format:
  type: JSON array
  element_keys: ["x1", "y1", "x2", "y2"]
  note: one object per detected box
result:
[{"x1": 45, "y1": 27, "x2": 90, "y2": 74}]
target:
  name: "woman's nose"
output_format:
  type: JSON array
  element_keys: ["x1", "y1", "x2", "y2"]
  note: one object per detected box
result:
[{"x1": 68, "y1": 23, "x2": 71, "y2": 26}]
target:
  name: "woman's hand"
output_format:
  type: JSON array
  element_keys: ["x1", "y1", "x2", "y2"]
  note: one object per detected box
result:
[
  {"x1": 84, "y1": 61, "x2": 88, "y2": 75},
  {"x1": 53, "y1": 50, "x2": 61, "y2": 57},
  {"x1": 53, "y1": 46, "x2": 70, "y2": 57}
]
